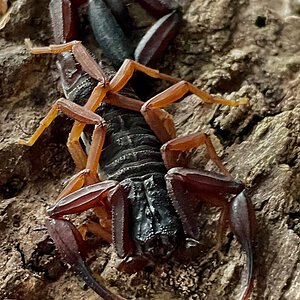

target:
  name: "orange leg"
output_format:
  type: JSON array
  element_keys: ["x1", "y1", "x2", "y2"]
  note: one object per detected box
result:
[
  {"x1": 109, "y1": 59, "x2": 247, "y2": 106},
  {"x1": 161, "y1": 132, "x2": 231, "y2": 177},
  {"x1": 20, "y1": 99, "x2": 106, "y2": 185},
  {"x1": 25, "y1": 39, "x2": 109, "y2": 151},
  {"x1": 109, "y1": 59, "x2": 180, "y2": 92},
  {"x1": 19, "y1": 78, "x2": 107, "y2": 163},
  {"x1": 25, "y1": 40, "x2": 247, "y2": 146},
  {"x1": 25, "y1": 38, "x2": 110, "y2": 130},
  {"x1": 61, "y1": 99, "x2": 107, "y2": 186},
  {"x1": 106, "y1": 60, "x2": 247, "y2": 143},
  {"x1": 142, "y1": 80, "x2": 248, "y2": 108},
  {"x1": 26, "y1": 40, "x2": 178, "y2": 93},
  {"x1": 140, "y1": 80, "x2": 248, "y2": 142},
  {"x1": 25, "y1": 39, "x2": 109, "y2": 85},
  {"x1": 78, "y1": 220, "x2": 112, "y2": 244},
  {"x1": 24, "y1": 39, "x2": 242, "y2": 187},
  {"x1": 105, "y1": 92, "x2": 176, "y2": 143},
  {"x1": 105, "y1": 92, "x2": 144, "y2": 112},
  {"x1": 23, "y1": 41, "x2": 145, "y2": 169},
  {"x1": 57, "y1": 169, "x2": 90, "y2": 200},
  {"x1": 19, "y1": 103, "x2": 58, "y2": 146}
]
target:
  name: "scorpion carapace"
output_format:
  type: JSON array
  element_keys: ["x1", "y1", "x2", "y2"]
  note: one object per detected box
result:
[{"x1": 19, "y1": 0, "x2": 256, "y2": 299}]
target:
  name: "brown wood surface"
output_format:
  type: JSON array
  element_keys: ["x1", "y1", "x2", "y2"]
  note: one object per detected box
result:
[{"x1": 0, "y1": 0, "x2": 299, "y2": 299}]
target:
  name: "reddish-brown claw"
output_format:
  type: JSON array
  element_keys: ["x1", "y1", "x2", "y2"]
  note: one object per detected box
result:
[
  {"x1": 134, "y1": 11, "x2": 181, "y2": 67},
  {"x1": 230, "y1": 191, "x2": 256, "y2": 300},
  {"x1": 47, "y1": 180, "x2": 118, "y2": 218},
  {"x1": 165, "y1": 167, "x2": 255, "y2": 299},
  {"x1": 46, "y1": 218, "x2": 125, "y2": 300},
  {"x1": 49, "y1": 0, "x2": 80, "y2": 43},
  {"x1": 88, "y1": 0, "x2": 181, "y2": 68},
  {"x1": 135, "y1": 0, "x2": 179, "y2": 18}
]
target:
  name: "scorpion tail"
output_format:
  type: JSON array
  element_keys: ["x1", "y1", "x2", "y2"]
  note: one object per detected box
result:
[{"x1": 46, "y1": 218, "x2": 125, "y2": 300}]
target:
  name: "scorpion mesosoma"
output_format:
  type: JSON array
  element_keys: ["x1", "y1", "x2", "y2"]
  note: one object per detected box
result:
[{"x1": 19, "y1": 0, "x2": 256, "y2": 299}]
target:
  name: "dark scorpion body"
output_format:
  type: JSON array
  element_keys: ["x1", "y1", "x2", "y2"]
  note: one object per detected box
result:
[
  {"x1": 20, "y1": 0, "x2": 256, "y2": 299},
  {"x1": 66, "y1": 56, "x2": 182, "y2": 263},
  {"x1": 100, "y1": 105, "x2": 181, "y2": 261},
  {"x1": 53, "y1": 0, "x2": 183, "y2": 264}
]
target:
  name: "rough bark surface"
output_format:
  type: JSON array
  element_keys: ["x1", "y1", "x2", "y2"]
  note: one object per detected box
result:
[{"x1": 0, "y1": 0, "x2": 299, "y2": 299}]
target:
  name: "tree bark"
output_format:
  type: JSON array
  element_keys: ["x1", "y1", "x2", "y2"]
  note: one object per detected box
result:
[{"x1": 0, "y1": 0, "x2": 299, "y2": 299}]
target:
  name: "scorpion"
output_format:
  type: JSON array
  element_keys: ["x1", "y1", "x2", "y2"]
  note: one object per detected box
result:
[{"x1": 19, "y1": 0, "x2": 256, "y2": 299}]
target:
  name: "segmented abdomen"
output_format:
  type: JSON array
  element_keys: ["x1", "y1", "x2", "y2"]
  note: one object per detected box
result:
[
  {"x1": 99, "y1": 104, "x2": 181, "y2": 254},
  {"x1": 99, "y1": 104, "x2": 167, "y2": 182}
]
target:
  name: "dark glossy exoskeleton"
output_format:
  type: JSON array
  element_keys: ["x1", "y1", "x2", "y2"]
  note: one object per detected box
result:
[
  {"x1": 88, "y1": 0, "x2": 181, "y2": 68},
  {"x1": 19, "y1": 1, "x2": 256, "y2": 299}
]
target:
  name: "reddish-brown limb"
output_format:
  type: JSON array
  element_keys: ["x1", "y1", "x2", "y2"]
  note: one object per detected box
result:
[
  {"x1": 53, "y1": 179, "x2": 148, "y2": 275},
  {"x1": 165, "y1": 167, "x2": 244, "y2": 238},
  {"x1": 25, "y1": 39, "x2": 109, "y2": 85},
  {"x1": 46, "y1": 180, "x2": 124, "y2": 297},
  {"x1": 165, "y1": 167, "x2": 255, "y2": 300},
  {"x1": 109, "y1": 183, "x2": 134, "y2": 259},
  {"x1": 161, "y1": 132, "x2": 231, "y2": 177},
  {"x1": 135, "y1": 0, "x2": 177, "y2": 18},
  {"x1": 46, "y1": 218, "x2": 124, "y2": 300},
  {"x1": 72, "y1": 0, "x2": 88, "y2": 6},
  {"x1": 105, "y1": 92, "x2": 144, "y2": 112},
  {"x1": 48, "y1": 180, "x2": 118, "y2": 218},
  {"x1": 49, "y1": 0, "x2": 79, "y2": 43},
  {"x1": 230, "y1": 191, "x2": 256, "y2": 300},
  {"x1": 134, "y1": 11, "x2": 181, "y2": 66},
  {"x1": 109, "y1": 183, "x2": 152, "y2": 274}
]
